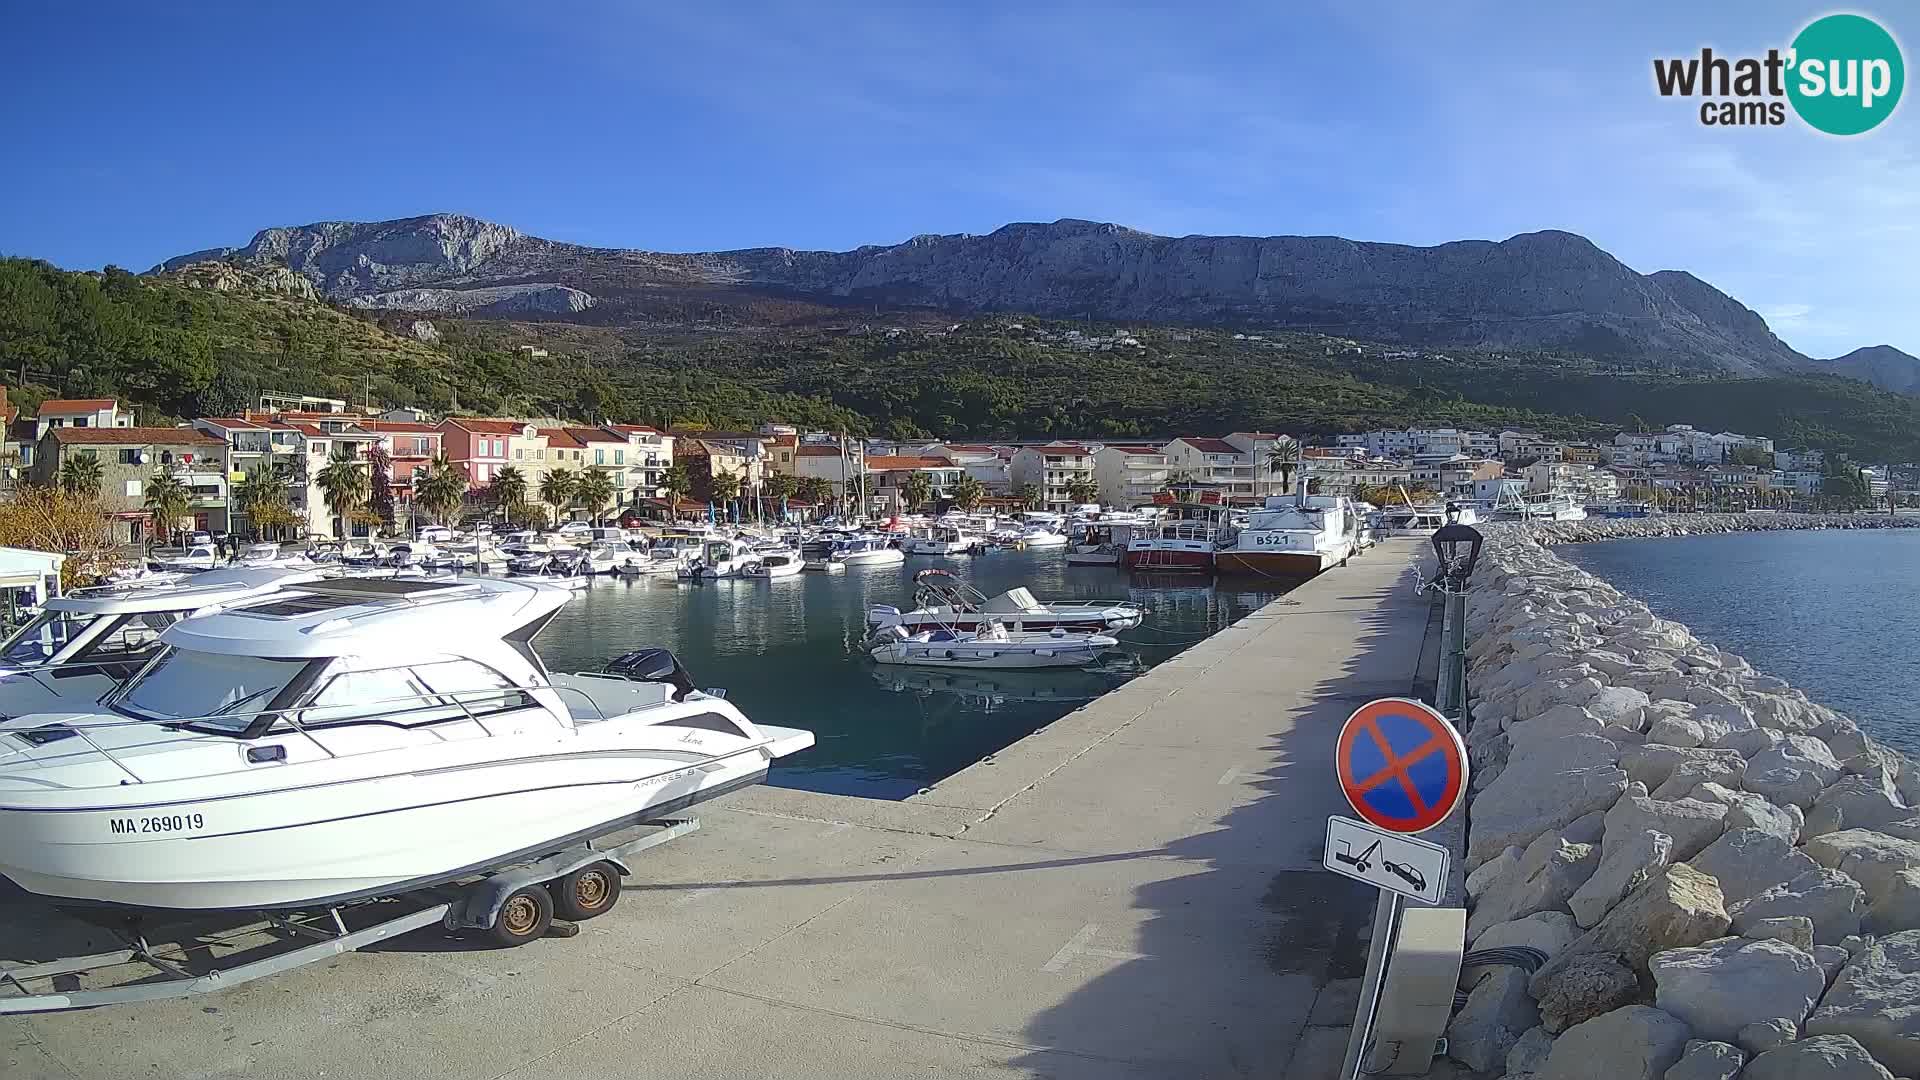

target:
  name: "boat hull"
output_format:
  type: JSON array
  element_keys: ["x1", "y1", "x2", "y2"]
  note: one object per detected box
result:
[
  {"x1": 1214, "y1": 549, "x2": 1339, "y2": 578},
  {"x1": 0, "y1": 744, "x2": 785, "y2": 911},
  {"x1": 1122, "y1": 543, "x2": 1213, "y2": 573},
  {"x1": 869, "y1": 640, "x2": 1107, "y2": 669}
]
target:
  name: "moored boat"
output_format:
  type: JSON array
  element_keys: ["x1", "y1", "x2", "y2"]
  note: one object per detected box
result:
[{"x1": 1215, "y1": 495, "x2": 1360, "y2": 578}]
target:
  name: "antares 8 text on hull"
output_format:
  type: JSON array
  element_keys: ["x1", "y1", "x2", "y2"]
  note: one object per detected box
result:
[{"x1": 0, "y1": 576, "x2": 812, "y2": 912}]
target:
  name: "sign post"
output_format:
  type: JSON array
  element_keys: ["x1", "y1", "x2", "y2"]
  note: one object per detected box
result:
[{"x1": 1331, "y1": 697, "x2": 1468, "y2": 1080}]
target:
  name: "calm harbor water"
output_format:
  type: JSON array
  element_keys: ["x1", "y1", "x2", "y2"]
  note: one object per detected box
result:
[
  {"x1": 535, "y1": 550, "x2": 1292, "y2": 799},
  {"x1": 1564, "y1": 529, "x2": 1920, "y2": 755}
]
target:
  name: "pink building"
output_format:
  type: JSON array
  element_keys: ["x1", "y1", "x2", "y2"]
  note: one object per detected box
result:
[{"x1": 436, "y1": 418, "x2": 526, "y2": 486}]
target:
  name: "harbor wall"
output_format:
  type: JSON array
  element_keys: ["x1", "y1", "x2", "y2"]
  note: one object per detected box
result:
[
  {"x1": 1517, "y1": 510, "x2": 1920, "y2": 545},
  {"x1": 1447, "y1": 526, "x2": 1920, "y2": 1078}
]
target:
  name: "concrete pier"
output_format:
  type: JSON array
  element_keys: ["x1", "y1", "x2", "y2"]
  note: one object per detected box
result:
[{"x1": 2, "y1": 541, "x2": 1440, "y2": 1080}]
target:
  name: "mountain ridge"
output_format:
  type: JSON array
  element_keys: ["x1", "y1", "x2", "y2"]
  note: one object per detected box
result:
[{"x1": 154, "y1": 212, "x2": 1865, "y2": 382}]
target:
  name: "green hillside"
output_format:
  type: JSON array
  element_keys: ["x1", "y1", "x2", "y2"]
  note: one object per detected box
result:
[{"x1": 4, "y1": 257, "x2": 1919, "y2": 462}]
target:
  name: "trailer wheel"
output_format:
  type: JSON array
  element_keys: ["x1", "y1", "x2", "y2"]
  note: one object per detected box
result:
[
  {"x1": 551, "y1": 861, "x2": 622, "y2": 921},
  {"x1": 488, "y1": 884, "x2": 554, "y2": 947}
]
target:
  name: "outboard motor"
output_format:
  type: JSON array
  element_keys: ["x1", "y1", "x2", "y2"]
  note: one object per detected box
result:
[
  {"x1": 867, "y1": 604, "x2": 902, "y2": 628},
  {"x1": 604, "y1": 647, "x2": 698, "y2": 701}
]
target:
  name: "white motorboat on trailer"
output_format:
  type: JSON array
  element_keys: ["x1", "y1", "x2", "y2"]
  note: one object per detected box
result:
[
  {"x1": 865, "y1": 621, "x2": 1116, "y2": 669},
  {"x1": 0, "y1": 576, "x2": 813, "y2": 911},
  {"x1": 0, "y1": 567, "x2": 325, "y2": 721},
  {"x1": 867, "y1": 569, "x2": 1142, "y2": 634}
]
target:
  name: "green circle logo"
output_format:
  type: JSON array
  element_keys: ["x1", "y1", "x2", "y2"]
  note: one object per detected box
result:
[{"x1": 1788, "y1": 14, "x2": 1904, "y2": 135}]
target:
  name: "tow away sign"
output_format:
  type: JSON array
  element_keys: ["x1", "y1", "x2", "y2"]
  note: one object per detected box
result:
[{"x1": 1323, "y1": 815, "x2": 1449, "y2": 905}]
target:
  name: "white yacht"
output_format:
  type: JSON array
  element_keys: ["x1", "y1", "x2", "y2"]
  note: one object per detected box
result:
[
  {"x1": 0, "y1": 568, "x2": 324, "y2": 720},
  {"x1": 741, "y1": 551, "x2": 804, "y2": 579},
  {"x1": 868, "y1": 569, "x2": 1142, "y2": 634},
  {"x1": 1016, "y1": 526, "x2": 1068, "y2": 549},
  {"x1": 1215, "y1": 495, "x2": 1359, "y2": 578},
  {"x1": 0, "y1": 576, "x2": 813, "y2": 911},
  {"x1": 815, "y1": 536, "x2": 904, "y2": 569}
]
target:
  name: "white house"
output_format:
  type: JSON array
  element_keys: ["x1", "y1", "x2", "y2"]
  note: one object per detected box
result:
[
  {"x1": 1091, "y1": 444, "x2": 1172, "y2": 506},
  {"x1": 1008, "y1": 442, "x2": 1097, "y2": 511}
]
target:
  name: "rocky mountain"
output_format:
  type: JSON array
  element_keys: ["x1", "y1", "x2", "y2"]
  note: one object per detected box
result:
[
  {"x1": 1811, "y1": 345, "x2": 1920, "y2": 396},
  {"x1": 156, "y1": 213, "x2": 1830, "y2": 375}
]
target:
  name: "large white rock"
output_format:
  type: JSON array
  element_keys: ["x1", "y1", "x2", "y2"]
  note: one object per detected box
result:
[
  {"x1": 1806, "y1": 776, "x2": 1911, "y2": 840},
  {"x1": 1472, "y1": 911, "x2": 1580, "y2": 962},
  {"x1": 1508, "y1": 1026, "x2": 1554, "y2": 1075},
  {"x1": 1649, "y1": 714, "x2": 1709, "y2": 749},
  {"x1": 1689, "y1": 828, "x2": 1821, "y2": 906},
  {"x1": 1805, "y1": 929, "x2": 1920, "y2": 1075},
  {"x1": 1469, "y1": 837, "x2": 1601, "y2": 938},
  {"x1": 1587, "y1": 685, "x2": 1652, "y2": 729},
  {"x1": 1447, "y1": 966, "x2": 1539, "y2": 1072},
  {"x1": 1744, "y1": 737, "x2": 1848, "y2": 810},
  {"x1": 1710, "y1": 726, "x2": 1784, "y2": 759},
  {"x1": 1736, "y1": 1019, "x2": 1799, "y2": 1057},
  {"x1": 1747, "y1": 693, "x2": 1821, "y2": 734},
  {"x1": 1471, "y1": 763, "x2": 1628, "y2": 862},
  {"x1": 1540, "y1": 1005, "x2": 1693, "y2": 1080},
  {"x1": 1663, "y1": 1039, "x2": 1744, "y2": 1080},
  {"x1": 1689, "y1": 782, "x2": 1800, "y2": 845},
  {"x1": 1605, "y1": 795, "x2": 1729, "y2": 862},
  {"x1": 1467, "y1": 846, "x2": 1523, "y2": 899},
  {"x1": 1623, "y1": 744, "x2": 1746, "y2": 791},
  {"x1": 1730, "y1": 869, "x2": 1866, "y2": 946},
  {"x1": 1745, "y1": 915, "x2": 1817, "y2": 953},
  {"x1": 1805, "y1": 830, "x2": 1920, "y2": 915},
  {"x1": 1651, "y1": 937, "x2": 1826, "y2": 1042},
  {"x1": 1571, "y1": 828, "x2": 1673, "y2": 928},
  {"x1": 1509, "y1": 703, "x2": 1608, "y2": 743},
  {"x1": 1652, "y1": 755, "x2": 1746, "y2": 800},
  {"x1": 1511, "y1": 733, "x2": 1623, "y2": 774},
  {"x1": 1864, "y1": 868, "x2": 1920, "y2": 936},
  {"x1": 1532, "y1": 864, "x2": 1731, "y2": 990},
  {"x1": 1745, "y1": 1035, "x2": 1895, "y2": 1080}
]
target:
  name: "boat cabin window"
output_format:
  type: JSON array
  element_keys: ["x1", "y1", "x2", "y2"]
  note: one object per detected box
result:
[
  {"x1": 51, "y1": 612, "x2": 182, "y2": 679},
  {"x1": 0, "y1": 611, "x2": 100, "y2": 666},
  {"x1": 292, "y1": 660, "x2": 536, "y2": 730},
  {"x1": 413, "y1": 659, "x2": 537, "y2": 717},
  {"x1": 114, "y1": 648, "x2": 312, "y2": 733}
]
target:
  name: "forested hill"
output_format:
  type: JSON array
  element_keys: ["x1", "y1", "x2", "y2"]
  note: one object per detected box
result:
[{"x1": 6, "y1": 256, "x2": 1920, "y2": 462}]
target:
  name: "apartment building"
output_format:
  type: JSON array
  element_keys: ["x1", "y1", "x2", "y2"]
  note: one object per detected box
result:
[
  {"x1": 1161, "y1": 437, "x2": 1256, "y2": 499},
  {"x1": 35, "y1": 398, "x2": 134, "y2": 442},
  {"x1": 1008, "y1": 442, "x2": 1097, "y2": 511},
  {"x1": 925, "y1": 443, "x2": 1012, "y2": 491},
  {"x1": 1091, "y1": 444, "x2": 1172, "y2": 506},
  {"x1": 437, "y1": 418, "x2": 534, "y2": 487},
  {"x1": 1302, "y1": 449, "x2": 1413, "y2": 496},
  {"x1": 789, "y1": 441, "x2": 865, "y2": 506},
  {"x1": 32, "y1": 426, "x2": 229, "y2": 542},
  {"x1": 866, "y1": 455, "x2": 964, "y2": 511}
]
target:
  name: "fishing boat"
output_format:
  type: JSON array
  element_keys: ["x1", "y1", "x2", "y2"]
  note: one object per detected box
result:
[
  {"x1": 867, "y1": 569, "x2": 1142, "y2": 634},
  {"x1": 0, "y1": 577, "x2": 813, "y2": 911},
  {"x1": 1066, "y1": 523, "x2": 1132, "y2": 566},
  {"x1": 1123, "y1": 497, "x2": 1231, "y2": 573},
  {"x1": 1215, "y1": 494, "x2": 1360, "y2": 578}
]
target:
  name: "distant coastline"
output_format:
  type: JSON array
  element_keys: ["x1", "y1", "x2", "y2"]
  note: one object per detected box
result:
[{"x1": 1498, "y1": 511, "x2": 1920, "y2": 545}]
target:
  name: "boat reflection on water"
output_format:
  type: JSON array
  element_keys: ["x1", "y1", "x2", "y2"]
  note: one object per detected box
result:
[{"x1": 870, "y1": 657, "x2": 1143, "y2": 708}]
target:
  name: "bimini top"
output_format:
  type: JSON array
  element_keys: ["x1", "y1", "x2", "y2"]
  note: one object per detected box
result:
[
  {"x1": 161, "y1": 576, "x2": 573, "y2": 659},
  {"x1": 53, "y1": 566, "x2": 328, "y2": 616}
]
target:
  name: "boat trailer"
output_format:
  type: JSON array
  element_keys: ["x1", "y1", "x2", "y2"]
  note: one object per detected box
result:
[{"x1": 0, "y1": 817, "x2": 700, "y2": 1014}]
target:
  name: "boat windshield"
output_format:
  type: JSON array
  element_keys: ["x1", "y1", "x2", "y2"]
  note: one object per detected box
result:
[
  {"x1": 0, "y1": 611, "x2": 101, "y2": 667},
  {"x1": 113, "y1": 648, "x2": 312, "y2": 733}
]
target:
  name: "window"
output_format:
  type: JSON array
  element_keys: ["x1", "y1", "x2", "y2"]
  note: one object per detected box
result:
[
  {"x1": 298, "y1": 665, "x2": 439, "y2": 727},
  {"x1": 0, "y1": 611, "x2": 100, "y2": 665},
  {"x1": 515, "y1": 448, "x2": 524, "y2": 460},
  {"x1": 614, "y1": 449, "x2": 624, "y2": 465},
  {"x1": 74, "y1": 417, "x2": 90, "y2": 428},
  {"x1": 125, "y1": 479, "x2": 142, "y2": 498},
  {"x1": 412, "y1": 659, "x2": 535, "y2": 717},
  {"x1": 115, "y1": 649, "x2": 311, "y2": 733},
  {"x1": 119, "y1": 449, "x2": 138, "y2": 464},
  {"x1": 595, "y1": 449, "x2": 605, "y2": 465}
]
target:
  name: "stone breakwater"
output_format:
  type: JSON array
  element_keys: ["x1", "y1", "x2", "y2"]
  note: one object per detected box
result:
[
  {"x1": 1446, "y1": 529, "x2": 1920, "y2": 1079},
  {"x1": 1511, "y1": 512, "x2": 1920, "y2": 546}
]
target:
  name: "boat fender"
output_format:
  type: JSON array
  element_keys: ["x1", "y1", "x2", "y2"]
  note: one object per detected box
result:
[{"x1": 1050, "y1": 627, "x2": 1067, "y2": 638}]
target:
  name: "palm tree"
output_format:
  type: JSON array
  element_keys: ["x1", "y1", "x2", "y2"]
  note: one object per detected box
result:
[
  {"x1": 58, "y1": 454, "x2": 103, "y2": 498},
  {"x1": 540, "y1": 467, "x2": 578, "y2": 523},
  {"x1": 143, "y1": 470, "x2": 191, "y2": 545},
  {"x1": 659, "y1": 462, "x2": 692, "y2": 508},
  {"x1": 898, "y1": 471, "x2": 934, "y2": 513},
  {"x1": 764, "y1": 472, "x2": 798, "y2": 519},
  {"x1": 315, "y1": 448, "x2": 370, "y2": 538},
  {"x1": 575, "y1": 467, "x2": 616, "y2": 525},
  {"x1": 233, "y1": 465, "x2": 290, "y2": 539},
  {"x1": 796, "y1": 475, "x2": 834, "y2": 515},
  {"x1": 413, "y1": 453, "x2": 468, "y2": 527},
  {"x1": 950, "y1": 474, "x2": 985, "y2": 512},
  {"x1": 1266, "y1": 436, "x2": 1301, "y2": 497},
  {"x1": 709, "y1": 470, "x2": 743, "y2": 521},
  {"x1": 491, "y1": 465, "x2": 528, "y2": 520},
  {"x1": 1014, "y1": 482, "x2": 1041, "y2": 510},
  {"x1": 1064, "y1": 476, "x2": 1100, "y2": 506}
]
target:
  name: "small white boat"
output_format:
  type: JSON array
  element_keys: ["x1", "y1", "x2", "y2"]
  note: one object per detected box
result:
[
  {"x1": 678, "y1": 537, "x2": 763, "y2": 581},
  {"x1": 148, "y1": 543, "x2": 224, "y2": 572},
  {"x1": 868, "y1": 569, "x2": 1143, "y2": 633},
  {"x1": 866, "y1": 621, "x2": 1116, "y2": 669},
  {"x1": 902, "y1": 524, "x2": 983, "y2": 556},
  {"x1": 584, "y1": 540, "x2": 631, "y2": 575},
  {"x1": 1065, "y1": 523, "x2": 1133, "y2": 566},
  {"x1": 819, "y1": 536, "x2": 905, "y2": 568},
  {"x1": 1016, "y1": 526, "x2": 1068, "y2": 549},
  {"x1": 741, "y1": 551, "x2": 804, "y2": 579}
]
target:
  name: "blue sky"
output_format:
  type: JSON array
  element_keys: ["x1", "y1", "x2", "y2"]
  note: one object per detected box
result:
[{"x1": 3, "y1": 2, "x2": 1914, "y2": 358}]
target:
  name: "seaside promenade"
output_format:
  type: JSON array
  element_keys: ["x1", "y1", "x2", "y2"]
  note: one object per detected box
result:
[{"x1": 2, "y1": 541, "x2": 1440, "y2": 1080}]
